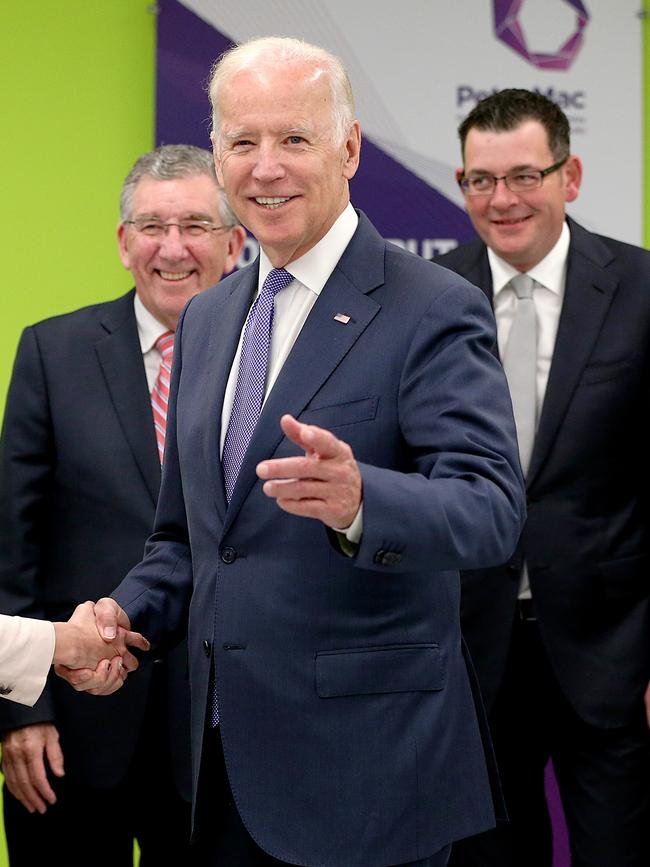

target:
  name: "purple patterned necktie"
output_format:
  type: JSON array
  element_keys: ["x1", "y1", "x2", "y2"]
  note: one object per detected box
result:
[
  {"x1": 212, "y1": 268, "x2": 292, "y2": 726},
  {"x1": 221, "y1": 267, "x2": 294, "y2": 501}
]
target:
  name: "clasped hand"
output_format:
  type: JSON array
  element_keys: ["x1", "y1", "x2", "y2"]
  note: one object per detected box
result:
[
  {"x1": 54, "y1": 599, "x2": 148, "y2": 695},
  {"x1": 0, "y1": 602, "x2": 149, "y2": 814}
]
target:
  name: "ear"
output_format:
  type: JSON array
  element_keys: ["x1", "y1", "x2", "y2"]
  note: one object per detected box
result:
[
  {"x1": 562, "y1": 154, "x2": 582, "y2": 204},
  {"x1": 116, "y1": 223, "x2": 131, "y2": 269},
  {"x1": 455, "y1": 167, "x2": 465, "y2": 188},
  {"x1": 211, "y1": 131, "x2": 225, "y2": 186},
  {"x1": 223, "y1": 226, "x2": 247, "y2": 274},
  {"x1": 342, "y1": 121, "x2": 361, "y2": 180}
]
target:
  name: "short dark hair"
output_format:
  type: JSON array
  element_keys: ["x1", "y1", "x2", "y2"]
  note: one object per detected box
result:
[{"x1": 458, "y1": 89, "x2": 570, "y2": 162}]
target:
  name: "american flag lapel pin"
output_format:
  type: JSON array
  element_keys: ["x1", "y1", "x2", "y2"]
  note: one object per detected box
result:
[{"x1": 333, "y1": 313, "x2": 351, "y2": 324}]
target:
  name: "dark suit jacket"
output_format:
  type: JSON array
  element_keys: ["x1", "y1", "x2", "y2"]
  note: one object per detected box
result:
[
  {"x1": 435, "y1": 218, "x2": 650, "y2": 729},
  {"x1": 113, "y1": 212, "x2": 525, "y2": 865},
  {"x1": 0, "y1": 290, "x2": 191, "y2": 797}
]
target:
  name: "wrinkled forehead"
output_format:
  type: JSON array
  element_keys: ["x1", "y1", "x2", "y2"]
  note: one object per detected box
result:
[{"x1": 216, "y1": 60, "x2": 333, "y2": 125}]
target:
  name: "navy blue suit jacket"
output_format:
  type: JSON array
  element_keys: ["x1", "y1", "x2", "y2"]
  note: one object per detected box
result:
[
  {"x1": 113, "y1": 212, "x2": 525, "y2": 865},
  {"x1": 0, "y1": 291, "x2": 191, "y2": 797},
  {"x1": 435, "y1": 218, "x2": 650, "y2": 728}
]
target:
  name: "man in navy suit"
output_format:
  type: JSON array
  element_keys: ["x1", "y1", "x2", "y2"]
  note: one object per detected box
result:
[
  {"x1": 0, "y1": 144, "x2": 245, "y2": 865},
  {"x1": 64, "y1": 39, "x2": 525, "y2": 867},
  {"x1": 435, "y1": 89, "x2": 650, "y2": 867}
]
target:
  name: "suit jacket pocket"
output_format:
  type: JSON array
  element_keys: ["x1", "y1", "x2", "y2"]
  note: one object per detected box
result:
[
  {"x1": 315, "y1": 643, "x2": 444, "y2": 698},
  {"x1": 300, "y1": 396, "x2": 378, "y2": 429},
  {"x1": 597, "y1": 553, "x2": 649, "y2": 601},
  {"x1": 579, "y1": 358, "x2": 633, "y2": 386}
]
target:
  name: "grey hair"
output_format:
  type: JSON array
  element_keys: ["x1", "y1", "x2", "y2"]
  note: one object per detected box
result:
[
  {"x1": 208, "y1": 36, "x2": 355, "y2": 150},
  {"x1": 119, "y1": 144, "x2": 236, "y2": 225}
]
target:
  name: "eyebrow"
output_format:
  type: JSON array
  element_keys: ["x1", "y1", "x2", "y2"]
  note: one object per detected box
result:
[
  {"x1": 222, "y1": 125, "x2": 314, "y2": 142},
  {"x1": 134, "y1": 212, "x2": 216, "y2": 221},
  {"x1": 222, "y1": 129, "x2": 253, "y2": 142},
  {"x1": 283, "y1": 126, "x2": 312, "y2": 136},
  {"x1": 466, "y1": 163, "x2": 539, "y2": 175}
]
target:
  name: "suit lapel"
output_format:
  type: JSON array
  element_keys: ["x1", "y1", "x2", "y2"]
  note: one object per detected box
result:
[
  {"x1": 445, "y1": 230, "x2": 619, "y2": 487},
  {"x1": 527, "y1": 223, "x2": 618, "y2": 485},
  {"x1": 222, "y1": 213, "x2": 384, "y2": 533},
  {"x1": 456, "y1": 246, "x2": 494, "y2": 307},
  {"x1": 95, "y1": 291, "x2": 160, "y2": 506},
  {"x1": 203, "y1": 267, "x2": 258, "y2": 519}
]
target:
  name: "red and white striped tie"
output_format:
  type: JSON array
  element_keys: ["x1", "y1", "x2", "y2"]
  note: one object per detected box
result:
[{"x1": 151, "y1": 331, "x2": 174, "y2": 464}]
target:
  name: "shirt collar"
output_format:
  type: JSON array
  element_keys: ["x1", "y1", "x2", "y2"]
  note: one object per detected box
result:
[
  {"x1": 134, "y1": 292, "x2": 171, "y2": 354},
  {"x1": 258, "y1": 202, "x2": 359, "y2": 296},
  {"x1": 490, "y1": 220, "x2": 571, "y2": 297}
]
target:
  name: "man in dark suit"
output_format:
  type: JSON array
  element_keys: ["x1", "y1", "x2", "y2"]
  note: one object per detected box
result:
[
  {"x1": 0, "y1": 144, "x2": 245, "y2": 865},
  {"x1": 435, "y1": 89, "x2": 650, "y2": 867},
  {"x1": 61, "y1": 38, "x2": 525, "y2": 867}
]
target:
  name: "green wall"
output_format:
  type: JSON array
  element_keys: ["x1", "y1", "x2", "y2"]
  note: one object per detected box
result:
[
  {"x1": 0, "y1": 0, "x2": 156, "y2": 404},
  {"x1": 0, "y1": 3, "x2": 155, "y2": 863}
]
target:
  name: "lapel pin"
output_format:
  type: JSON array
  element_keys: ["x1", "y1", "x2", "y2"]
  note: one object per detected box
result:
[{"x1": 333, "y1": 313, "x2": 351, "y2": 324}]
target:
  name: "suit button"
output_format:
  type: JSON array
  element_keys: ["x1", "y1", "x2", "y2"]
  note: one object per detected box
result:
[
  {"x1": 373, "y1": 549, "x2": 402, "y2": 566},
  {"x1": 220, "y1": 546, "x2": 237, "y2": 564},
  {"x1": 203, "y1": 640, "x2": 212, "y2": 657}
]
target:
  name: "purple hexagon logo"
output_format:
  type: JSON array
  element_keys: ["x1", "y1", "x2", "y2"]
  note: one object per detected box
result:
[{"x1": 493, "y1": 0, "x2": 589, "y2": 71}]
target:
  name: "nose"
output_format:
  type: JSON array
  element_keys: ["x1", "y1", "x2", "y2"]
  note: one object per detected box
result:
[
  {"x1": 158, "y1": 225, "x2": 187, "y2": 260},
  {"x1": 251, "y1": 142, "x2": 286, "y2": 183},
  {"x1": 489, "y1": 177, "x2": 520, "y2": 208}
]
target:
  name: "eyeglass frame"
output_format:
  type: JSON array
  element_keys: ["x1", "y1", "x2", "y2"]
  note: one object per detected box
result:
[
  {"x1": 457, "y1": 156, "x2": 569, "y2": 197},
  {"x1": 123, "y1": 218, "x2": 235, "y2": 237}
]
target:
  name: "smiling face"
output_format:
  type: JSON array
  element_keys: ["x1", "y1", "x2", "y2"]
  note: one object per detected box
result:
[
  {"x1": 213, "y1": 60, "x2": 361, "y2": 267},
  {"x1": 458, "y1": 119, "x2": 582, "y2": 272},
  {"x1": 117, "y1": 174, "x2": 245, "y2": 329}
]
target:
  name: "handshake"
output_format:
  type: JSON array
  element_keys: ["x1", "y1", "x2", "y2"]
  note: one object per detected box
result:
[{"x1": 54, "y1": 599, "x2": 149, "y2": 695}]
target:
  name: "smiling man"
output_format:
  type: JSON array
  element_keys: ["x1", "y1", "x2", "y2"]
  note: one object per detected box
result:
[
  {"x1": 61, "y1": 39, "x2": 526, "y2": 867},
  {"x1": 435, "y1": 89, "x2": 650, "y2": 867},
  {"x1": 0, "y1": 144, "x2": 245, "y2": 866}
]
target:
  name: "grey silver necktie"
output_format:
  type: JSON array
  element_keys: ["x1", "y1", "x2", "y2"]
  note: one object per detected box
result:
[{"x1": 502, "y1": 273, "x2": 537, "y2": 477}]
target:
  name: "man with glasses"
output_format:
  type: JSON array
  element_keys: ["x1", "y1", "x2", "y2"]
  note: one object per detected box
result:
[
  {"x1": 436, "y1": 89, "x2": 650, "y2": 866},
  {"x1": 0, "y1": 144, "x2": 245, "y2": 865}
]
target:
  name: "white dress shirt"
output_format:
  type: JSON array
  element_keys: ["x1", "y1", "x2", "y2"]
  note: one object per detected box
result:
[
  {"x1": 134, "y1": 293, "x2": 171, "y2": 392},
  {"x1": 219, "y1": 203, "x2": 363, "y2": 541},
  {"x1": 489, "y1": 221, "x2": 570, "y2": 414},
  {"x1": 0, "y1": 615, "x2": 55, "y2": 706},
  {"x1": 489, "y1": 221, "x2": 571, "y2": 597}
]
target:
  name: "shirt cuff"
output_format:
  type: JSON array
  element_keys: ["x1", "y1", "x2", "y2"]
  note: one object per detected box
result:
[{"x1": 332, "y1": 503, "x2": 363, "y2": 556}]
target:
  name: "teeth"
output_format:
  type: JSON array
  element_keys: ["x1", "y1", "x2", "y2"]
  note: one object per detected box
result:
[
  {"x1": 255, "y1": 196, "x2": 290, "y2": 209},
  {"x1": 159, "y1": 271, "x2": 192, "y2": 281}
]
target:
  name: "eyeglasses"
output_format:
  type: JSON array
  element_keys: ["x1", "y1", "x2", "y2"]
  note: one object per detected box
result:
[
  {"x1": 124, "y1": 219, "x2": 233, "y2": 238},
  {"x1": 458, "y1": 157, "x2": 568, "y2": 197}
]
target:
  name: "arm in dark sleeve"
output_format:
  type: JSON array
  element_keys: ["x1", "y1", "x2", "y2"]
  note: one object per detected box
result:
[
  {"x1": 112, "y1": 307, "x2": 193, "y2": 650},
  {"x1": 355, "y1": 281, "x2": 526, "y2": 572}
]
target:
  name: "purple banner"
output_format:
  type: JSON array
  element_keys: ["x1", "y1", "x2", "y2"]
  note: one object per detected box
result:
[{"x1": 156, "y1": 0, "x2": 477, "y2": 264}]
